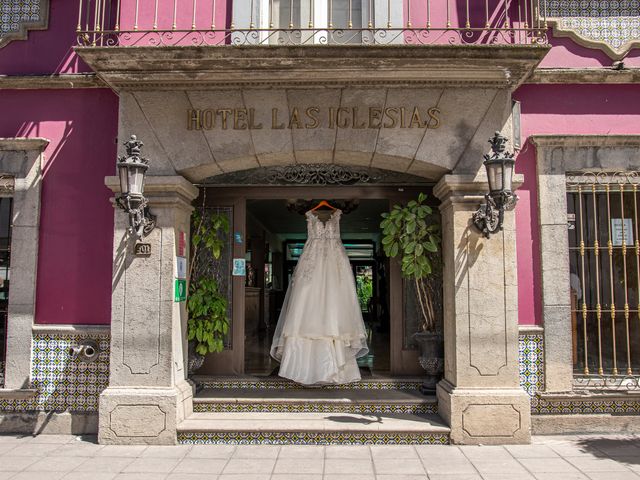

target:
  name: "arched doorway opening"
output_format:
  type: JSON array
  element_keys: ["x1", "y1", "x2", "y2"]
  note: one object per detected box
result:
[{"x1": 186, "y1": 164, "x2": 443, "y2": 379}]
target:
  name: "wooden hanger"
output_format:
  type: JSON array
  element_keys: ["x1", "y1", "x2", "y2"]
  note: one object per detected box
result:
[{"x1": 310, "y1": 200, "x2": 337, "y2": 212}]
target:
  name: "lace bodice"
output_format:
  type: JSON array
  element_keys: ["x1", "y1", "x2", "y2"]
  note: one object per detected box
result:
[{"x1": 305, "y1": 209, "x2": 342, "y2": 239}]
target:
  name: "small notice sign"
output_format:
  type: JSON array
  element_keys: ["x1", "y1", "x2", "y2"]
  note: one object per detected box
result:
[
  {"x1": 232, "y1": 258, "x2": 246, "y2": 276},
  {"x1": 178, "y1": 231, "x2": 186, "y2": 257},
  {"x1": 612, "y1": 218, "x2": 634, "y2": 247},
  {"x1": 174, "y1": 279, "x2": 187, "y2": 302},
  {"x1": 176, "y1": 256, "x2": 187, "y2": 279}
]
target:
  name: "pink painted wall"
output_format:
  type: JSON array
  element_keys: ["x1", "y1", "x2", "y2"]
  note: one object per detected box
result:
[
  {"x1": 539, "y1": 35, "x2": 640, "y2": 68},
  {"x1": 0, "y1": 89, "x2": 118, "y2": 325},
  {"x1": 513, "y1": 84, "x2": 640, "y2": 325},
  {"x1": 0, "y1": 1, "x2": 91, "y2": 75}
]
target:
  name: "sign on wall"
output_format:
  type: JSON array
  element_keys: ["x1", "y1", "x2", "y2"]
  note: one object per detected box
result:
[
  {"x1": 187, "y1": 106, "x2": 441, "y2": 131},
  {"x1": 611, "y1": 218, "x2": 634, "y2": 247},
  {"x1": 174, "y1": 279, "x2": 186, "y2": 302}
]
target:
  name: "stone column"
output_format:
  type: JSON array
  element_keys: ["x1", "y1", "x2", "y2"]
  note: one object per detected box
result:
[
  {"x1": 99, "y1": 176, "x2": 198, "y2": 445},
  {"x1": 433, "y1": 174, "x2": 531, "y2": 445}
]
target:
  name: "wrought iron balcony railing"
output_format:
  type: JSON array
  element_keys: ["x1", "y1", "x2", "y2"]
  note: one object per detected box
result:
[{"x1": 76, "y1": 0, "x2": 549, "y2": 47}]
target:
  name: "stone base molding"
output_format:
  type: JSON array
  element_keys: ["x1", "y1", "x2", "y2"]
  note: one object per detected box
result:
[
  {"x1": 433, "y1": 174, "x2": 531, "y2": 444},
  {"x1": 100, "y1": 175, "x2": 198, "y2": 444},
  {"x1": 99, "y1": 381, "x2": 193, "y2": 445},
  {"x1": 533, "y1": 414, "x2": 640, "y2": 435},
  {"x1": 0, "y1": 412, "x2": 97, "y2": 435},
  {"x1": 0, "y1": 138, "x2": 48, "y2": 390},
  {"x1": 437, "y1": 381, "x2": 531, "y2": 445}
]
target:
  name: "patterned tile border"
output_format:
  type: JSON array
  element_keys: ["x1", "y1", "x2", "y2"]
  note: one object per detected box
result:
[
  {"x1": 0, "y1": 333, "x2": 110, "y2": 412},
  {"x1": 178, "y1": 431, "x2": 449, "y2": 445},
  {"x1": 196, "y1": 379, "x2": 423, "y2": 391},
  {"x1": 519, "y1": 333, "x2": 545, "y2": 397},
  {"x1": 532, "y1": 396, "x2": 640, "y2": 415},
  {"x1": 193, "y1": 402, "x2": 437, "y2": 414}
]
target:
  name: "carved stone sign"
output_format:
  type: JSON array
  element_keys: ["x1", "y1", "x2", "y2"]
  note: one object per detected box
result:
[{"x1": 187, "y1": 106, "x2": 441, "y2": 131}]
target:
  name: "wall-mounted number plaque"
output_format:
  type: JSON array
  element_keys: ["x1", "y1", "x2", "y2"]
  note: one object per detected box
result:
[{"x1": 135, "y1": 243, "x2": 152, "y2": 255}]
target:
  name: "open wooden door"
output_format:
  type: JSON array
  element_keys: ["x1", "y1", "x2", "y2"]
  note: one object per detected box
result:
[{"x1": 197, "y1": 194, "x2": 246, "y2": 375}]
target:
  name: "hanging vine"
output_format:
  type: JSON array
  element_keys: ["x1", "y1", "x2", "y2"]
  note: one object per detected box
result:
[{"x1": 187, "y1": 193, "x2": 231, "y2": 355}]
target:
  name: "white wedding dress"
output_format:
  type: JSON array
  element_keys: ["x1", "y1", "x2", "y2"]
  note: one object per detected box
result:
[{"x1": 270, "y1": 209, "x2": 369, "y2": 385}]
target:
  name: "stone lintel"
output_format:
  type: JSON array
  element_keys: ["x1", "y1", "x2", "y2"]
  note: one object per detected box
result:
[
  {"x1": 0, "y1": 138, "x2": 49, "y2": 152},
  {"x1": 433, "y1": 173, "x2": 524, "y2": 207},
  {"x1": 527, "y1": 68, "x2": 640, "y2": 85},
  {"x1": 0, "y1": 74, "x2": 104, "y2": 90},
  {"x1": 531, "y1": 135, "x2": 640, "y2": 149},
  {"x1": 105, "y1": 175, "x2": 199, "y2": 202},
  {"x1": 74, "y1": 45, "x2": 549, "y2": 90},
  {"x1": 437, "y1": 380, "x2": 531, "y2": 445}
]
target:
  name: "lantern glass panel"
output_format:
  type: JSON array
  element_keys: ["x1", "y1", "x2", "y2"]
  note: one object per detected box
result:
[
  {"x1": 503, "y1": 162, "x2": 514, "y2": 192},
  {"x1": 486, "y1": 162, "x2": 504, "y2": 193},
  {"x1": 129, "y1": 166, "x2": 145, "y2": 196},
  {"x1": 118, "y1": 164, "x2": 130, "y2": 195}
]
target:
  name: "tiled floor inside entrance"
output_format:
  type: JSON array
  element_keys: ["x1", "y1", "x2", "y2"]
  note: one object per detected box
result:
[{"x1": 0, "y1": 434, "x2": 639, "y2": 479}]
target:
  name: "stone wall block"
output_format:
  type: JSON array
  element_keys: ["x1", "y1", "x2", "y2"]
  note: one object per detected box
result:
[
  {"x1": 375, "y1": 88, "x2": 442, "y2": 162},
  {"x1": 241, "y1": 89, "x2": 295, "y2": 167},
  {"x1": 186, "y1": 90, "x2": 258, "y2": 170},
  {"x1": 540, "y1": 224, "x2": 571, "y2": 308},
  {"x1": 542, "y1": 304, "x2": 573, "y2": 392},
  {"x1": 6, "y1": 226, "x2": 38, "y2": 306},
  {"x1": 333, "y1": 88, "x2": 385, "y2": 166},
  {"x1": 118, "y1": 92, "x2": 176, "y2": 176},
  {"x1": 135, "y1": 91, "x2": 220, "y2": 175},
  {"x1": 415, "y1": 88, "x2": 495, "y2": 174},
  {"x1": 286, "y1": 89, "x2": 342, "y2": 164},
  {"x1": 99, "y1": 388, "x2": 178, "y2": 445},
  {"x1": 455, "y1": 89, "x2": 512, "y2": 173},
  {"x1": 537, "y1": 172, "x2": 568, "y2": 226}
]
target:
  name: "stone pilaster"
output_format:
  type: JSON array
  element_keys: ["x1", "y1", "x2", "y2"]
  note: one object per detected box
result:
[
  {"x1": 99, "y1": 176, "x2": 198, "y2": 445},
  {"x1": 0, "y1": 138, "x2": 48, "y2": 390},
  {"x1": 433, "y1": 174, "x2": 531, "y2": 445}
]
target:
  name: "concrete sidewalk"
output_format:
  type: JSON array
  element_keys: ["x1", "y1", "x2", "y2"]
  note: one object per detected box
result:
[{"x1": 0, "y1": 434, "x2": 639, "y2": 480}]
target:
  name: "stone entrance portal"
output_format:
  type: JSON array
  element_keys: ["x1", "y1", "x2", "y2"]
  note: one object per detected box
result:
[{"x1": 80, "y1": 45, "x2": 545, "y2": 445}]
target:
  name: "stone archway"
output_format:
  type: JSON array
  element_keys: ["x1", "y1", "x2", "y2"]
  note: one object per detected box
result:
[{"x1": 98, "y1": 80, "x2": 531, "y2": 445}]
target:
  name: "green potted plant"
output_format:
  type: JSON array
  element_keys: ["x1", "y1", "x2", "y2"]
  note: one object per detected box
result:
[
  {"x1": 380, "y1": 192, "x2": 443, "y2": 393},
  {"x1": 186, "y1": 206, "x2": 231, "y2": 374}
]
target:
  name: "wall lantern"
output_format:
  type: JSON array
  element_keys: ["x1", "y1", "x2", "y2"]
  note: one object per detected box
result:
[
  {"x1": 472, "y1": 132, "x2": 518, "y2": 238},
  {"x1": 115, "y1": 135, "x2": 156, "y2": 238}
]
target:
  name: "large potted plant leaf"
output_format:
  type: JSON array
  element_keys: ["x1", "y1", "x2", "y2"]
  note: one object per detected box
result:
[
  {"x1": 186, "y1": 206, "x2": 230, "y2": 374},
  {"x1": 380, "y1": 192, "x2": 443, "y2": 393}
]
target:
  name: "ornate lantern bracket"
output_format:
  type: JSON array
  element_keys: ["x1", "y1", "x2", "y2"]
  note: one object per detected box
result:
[
  {"x1": 115, "y1": 135, "x2": 156, "y2": 239},
  {"x1": 472, "y1": 132, "x2": 518, "y2": 238}
]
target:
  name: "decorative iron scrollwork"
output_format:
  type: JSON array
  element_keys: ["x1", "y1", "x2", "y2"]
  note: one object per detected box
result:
[{"x1": 201, "y1": 164, "x2": 432, "y2": 186}]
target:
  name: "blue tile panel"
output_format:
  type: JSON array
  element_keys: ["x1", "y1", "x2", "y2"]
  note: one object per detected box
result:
[
  {"x1": 0, "y1": 333, "x2": 110, "y2": 412},
  {"x1": 0, "y1": 0, "x2": 43, "y2": 36},
  {"x1": 519, "y1": 333, "x2": 545, "y2": 396},
  {"x1": 547, "y1": 0, "x2": 640, "y2": 52}
]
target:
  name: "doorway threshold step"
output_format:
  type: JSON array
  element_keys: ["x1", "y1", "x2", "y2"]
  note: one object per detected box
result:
[
  {"x1": 178, "y1": 411, "x2": 450, "y2": 445},
  {"x1": 192, "y1": 375, "x2": 425, "y2": 391},
  {"x1": 193, "y1": 387, "x2": 437, "y2": 414}
]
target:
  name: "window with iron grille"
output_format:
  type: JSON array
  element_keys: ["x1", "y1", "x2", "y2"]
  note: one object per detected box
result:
[
  {"x1": 0, "y1": 197, "x2": 12, "y2": 387},
  {"x1": 567, "y1": 172, "x2": 640, "y2": 389}
]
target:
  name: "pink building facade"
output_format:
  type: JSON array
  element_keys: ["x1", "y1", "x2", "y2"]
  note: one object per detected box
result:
[{"x1": 0, "y1": 0, "x2": 639, "y2": 444}]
